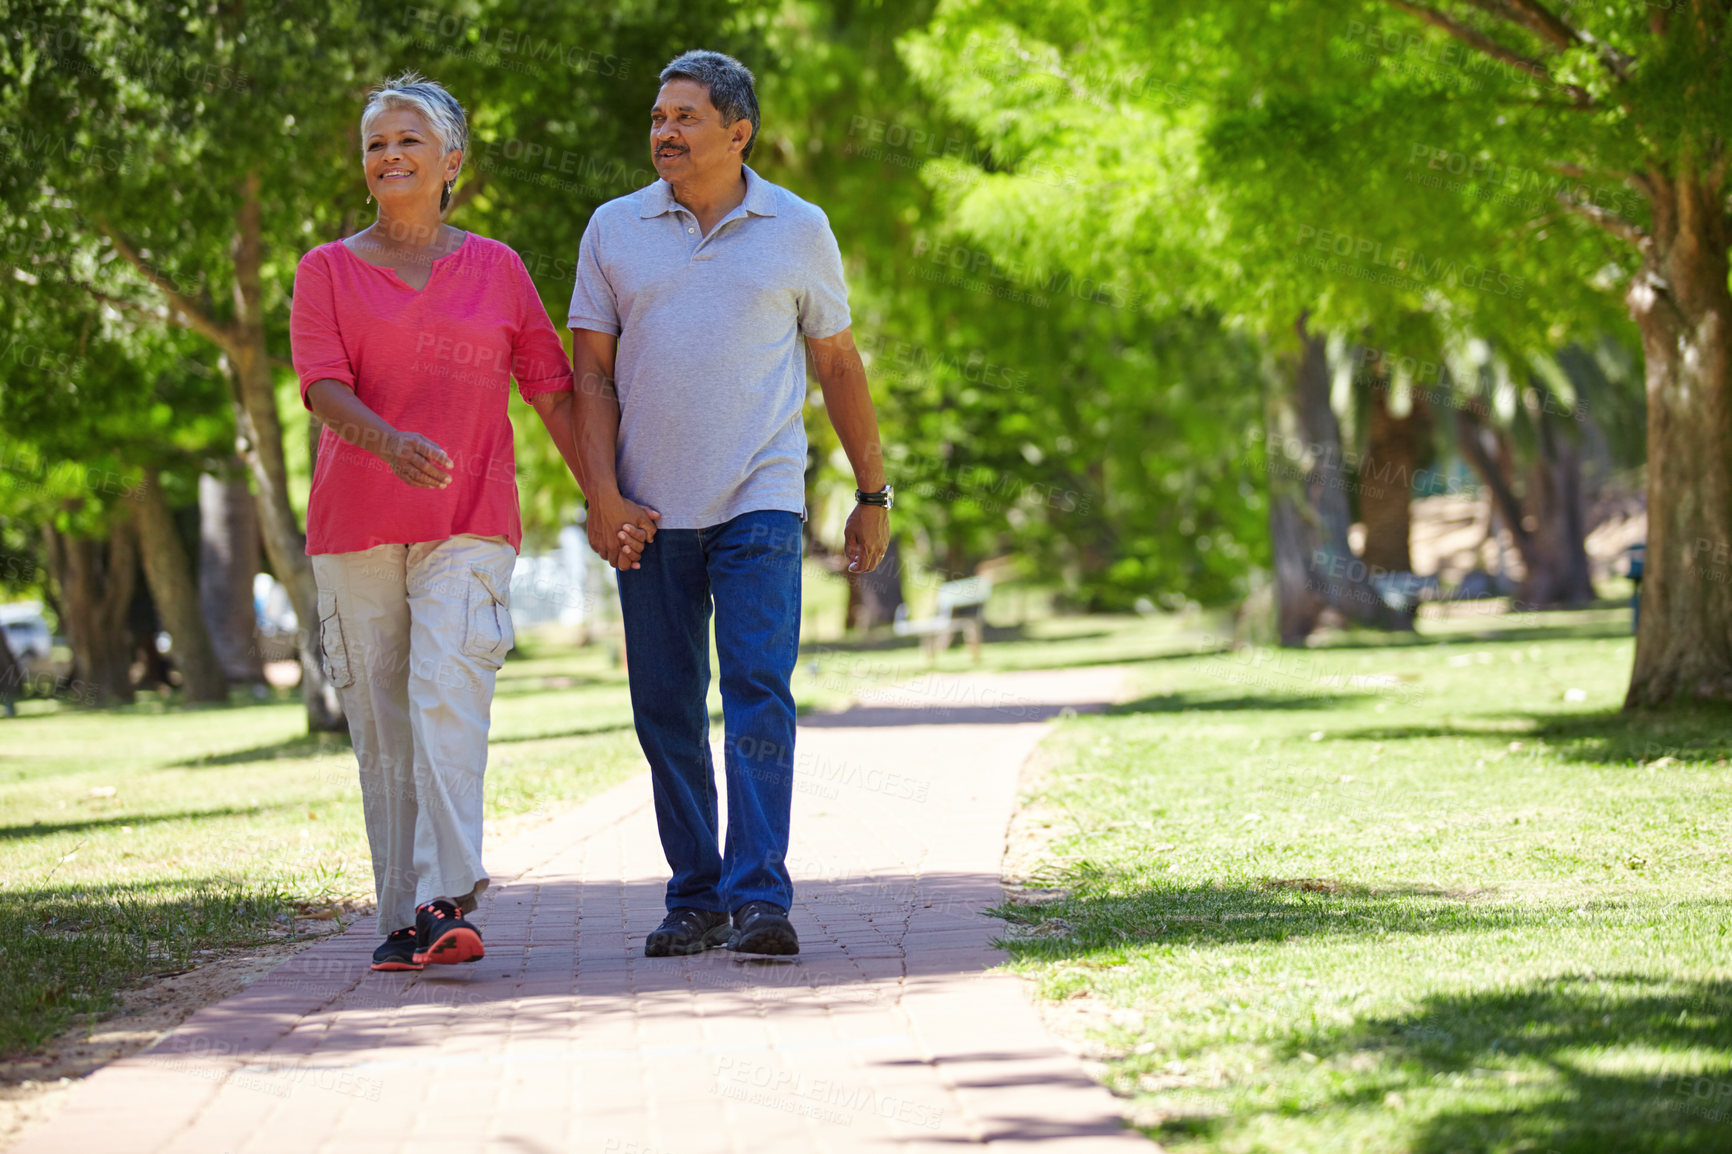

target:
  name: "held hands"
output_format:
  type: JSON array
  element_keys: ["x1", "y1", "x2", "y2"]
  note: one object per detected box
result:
[
  {"x1": 587, "y1": 494, "x2": 660, "y2": 570},
  {"x1": 845, "y1": 504, "x2": 889, "y2": 573},
  {"x1": 383, "y1": 431, "x2": 454, "y2": 489}
]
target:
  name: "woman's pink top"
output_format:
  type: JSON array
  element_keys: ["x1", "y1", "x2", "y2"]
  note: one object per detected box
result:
[{"x1": 290, "y1": 233, "x2": 573, "y2": 555}]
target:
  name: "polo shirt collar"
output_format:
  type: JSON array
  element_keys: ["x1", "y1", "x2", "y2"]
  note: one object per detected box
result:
[{"x1": 639, "y1": 165, "x2": 778, "y2": 219}]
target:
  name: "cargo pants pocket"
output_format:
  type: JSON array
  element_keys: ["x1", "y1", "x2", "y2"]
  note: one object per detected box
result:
[
  {"x1": 317, "y1": 588, "x2": 356, "y2": 689},
  {"x1": 463, "y1": 569, "x2": 514, "y2": 670}
]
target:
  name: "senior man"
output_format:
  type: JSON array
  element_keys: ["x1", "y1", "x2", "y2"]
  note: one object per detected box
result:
[{"x1": 569, "y1": 50, "x2": 889, "y2": 956}]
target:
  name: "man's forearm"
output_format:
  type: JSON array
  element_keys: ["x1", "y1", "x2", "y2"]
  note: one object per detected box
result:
[
  {"x1": 530, "y1": 390, "x2": 586, "y2": 490},
  {"x1": 818, "y1": 352, "x2": 886, "y2": 491},
  {"x1": 572, "y1": 344, "x2": 623, "y2": 503}
]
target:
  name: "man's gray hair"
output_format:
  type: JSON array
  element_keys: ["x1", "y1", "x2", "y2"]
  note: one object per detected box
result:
[
  {"x1": 361, "y1": 72, "x2": 468, "y2": 209},
  {"x1": 659, "y1": 51, "x2": 760, "y2": 161}
]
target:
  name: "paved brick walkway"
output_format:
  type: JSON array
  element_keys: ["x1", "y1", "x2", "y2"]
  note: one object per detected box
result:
[{"x1": 17, "y1": 667, "x2": 1150, "y2": 1153}]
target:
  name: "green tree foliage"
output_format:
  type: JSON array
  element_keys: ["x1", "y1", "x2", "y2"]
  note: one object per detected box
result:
[
  {"x1": 905, "y1": 0, "x2": 1729, "y2": 699},
  {"x1": 744, "y1": 0, "x2": 1268, "y2": 607}
]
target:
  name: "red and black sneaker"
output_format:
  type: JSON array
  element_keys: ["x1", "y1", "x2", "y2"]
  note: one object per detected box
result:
[
  {"x1": 370, "y1": 926, "x2": 422, "y2": 972},
  {"x1": 412, "y1": 899, "x2": 485, "y2": 966}
]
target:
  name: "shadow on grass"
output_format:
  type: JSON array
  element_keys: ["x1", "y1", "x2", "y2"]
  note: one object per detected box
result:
[
  {"x1": 170, "y1": 731, "x2": 352, "y2": 768},
  {"x1": 489, "y1": 718, "x2": 637, "y2": 745},
  {"x1": 0, "y1": 876, "x2": 304, "y2": 1057},
  {"x1": 1143, "y1": 974, "x2": 1730, "y2": 1153},
  {"x1": 993, "y1": 879, "x2": 1730, "y2": 955},
  {"x1": 998, "y1": 884, "x2": 1732, "y2": 1150},
  {"x1": 1334, "y1": 704, "x2": 1732, "y2": 767},
  {"x1": 1109, "y1": 690, "x2": 1367, "y2": 715},
  {"x1": 1323, "y1": 608, "x2": 1632, "y2": 652},
  {"x1": 491, "y1": 673, "x2": 618, "y2": 699},
  {"x1": 0, "y1": 805, "x2": 275, "y2": 842},
  {"x1": 799, "y1": 622, "x2": 1092, "y2": 655},
  {"x1": 798, "y1": 624, "x2": 1221, "y2": 673},
  {"x1": 1302, "y1": 974, "x2": 1729, "y2": 1154}
]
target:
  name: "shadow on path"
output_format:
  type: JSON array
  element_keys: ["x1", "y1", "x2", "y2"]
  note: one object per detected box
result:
[
  {"x1": 800, "y1": 701, "x2": 1106, "y2": 727},
  {"x1": 145, "y1": 869, "x2": 1024, "y2": 1065}
]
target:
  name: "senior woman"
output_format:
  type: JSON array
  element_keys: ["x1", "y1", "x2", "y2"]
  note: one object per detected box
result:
[{"x1": 291, "y1": 74, "x2": 604, "y2": 971}]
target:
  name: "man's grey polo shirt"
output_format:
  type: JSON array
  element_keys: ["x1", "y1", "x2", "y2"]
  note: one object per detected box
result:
[{"x1": 567, "y1": 165, "x2": 852, "y2": 529}]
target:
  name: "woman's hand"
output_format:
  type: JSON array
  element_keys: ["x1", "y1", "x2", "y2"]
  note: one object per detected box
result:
[
  {"x1": 385, "y1": 431, "x2": 453, "y2": 489},
  {"x1": 306, "y1": 380, "x2": 453, "y2": 491}
]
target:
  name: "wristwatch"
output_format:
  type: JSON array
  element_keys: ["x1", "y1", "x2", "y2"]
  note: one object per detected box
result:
[{"x1": 855, "y1": 483, "x2": 894, "y2": 511}]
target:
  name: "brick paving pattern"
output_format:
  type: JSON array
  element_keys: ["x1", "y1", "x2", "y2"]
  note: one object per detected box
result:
[{"x1": 16, "y1": 667, "x2": 1151, "y2": 1153}]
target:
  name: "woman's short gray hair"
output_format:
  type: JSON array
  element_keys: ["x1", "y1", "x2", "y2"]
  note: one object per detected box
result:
[
  {"x1": 660, "y1": 51, "x2": 760, "y2": 161},
  {"x1": 361, "y1": 72, "x2": 468, "y2": 209}
]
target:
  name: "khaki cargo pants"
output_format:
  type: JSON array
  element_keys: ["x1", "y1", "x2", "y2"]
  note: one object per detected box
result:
[{"x1": 312, "y1": 534, "x2": 516, "y2": 934}]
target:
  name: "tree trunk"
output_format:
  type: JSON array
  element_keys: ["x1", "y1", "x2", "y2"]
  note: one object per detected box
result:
[
  {"x1": 42, "y1": 515, "x2": 137, "y2": 706},
  {"x1": 1456, "y1": 404, "x2": 1595, "y2": 607},
  {"x1": 1625, "y1": 163, "x2": 1732, "y2": 707},
  {"x1": 1266, "y1": 314, "x2": 1414, "y2": 645},
  {"x1": 231, "y1": 171, "x2": 345, "y2": 731},
  {"x1": 1268, "y1": 475, "x2": 1325, "y2": 644},
  {"x1": 0, "y1": 617, "x2": 22, "y2": 712},
  {"x1": 847, "y1": 535, "x2": 906, "y2": 630},
  {"x1": 1359, "y1": 383, "x2": 1426, "y2": 574},
  {"x1": 1522, "y1": 408, "x2": 1596, "y2": 605},
  {"x1": 136, "y1": 468, "x2": 229, "y2": 703},
  {"x1": 199, "y1": 466, "x2": 265, "y2": 683}
]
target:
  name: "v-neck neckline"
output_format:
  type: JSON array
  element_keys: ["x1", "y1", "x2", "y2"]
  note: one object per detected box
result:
[{"x1": 338, "y1": 230, "x2": 469, "y2": 293}]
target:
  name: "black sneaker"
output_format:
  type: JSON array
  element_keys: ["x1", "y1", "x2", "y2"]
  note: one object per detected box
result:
[
  {"x1": 729, "y1": 901, "x2": 799, "y2": 956},
  {"x1": 645, "y1": 907, "x2": 732, "y2": 957},
  {"x1": 370, "y1": 926, "x2": 422, "y2": 972},
  {"x1": 412, "y1": 899, "x2": 485, "y2": 966}
]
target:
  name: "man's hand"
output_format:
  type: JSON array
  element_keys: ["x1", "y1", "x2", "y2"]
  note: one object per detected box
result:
[
  {"x1": 844, "y1": 504, "x2": 889, "y2": 573},
  {"x1": 588, "y1": 494, "x2": 661, "y2": 570},
  {"x1": 384, "y1": 432, "x2": 453, "y2": 489}
]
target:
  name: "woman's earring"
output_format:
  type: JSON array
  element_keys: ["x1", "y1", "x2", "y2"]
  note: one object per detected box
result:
[{"x1": 366, "y1": 191, "x2": 373, "y2": 205}]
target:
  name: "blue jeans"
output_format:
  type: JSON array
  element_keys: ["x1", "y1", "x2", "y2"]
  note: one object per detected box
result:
[{"x1": 616, "y1": 509, "x2": 802, "y2": 914}]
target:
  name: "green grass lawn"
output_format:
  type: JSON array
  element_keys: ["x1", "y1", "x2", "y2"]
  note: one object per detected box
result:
[{"x1": 998, "y1": 616, "x2": 1732, "y2": 1153}]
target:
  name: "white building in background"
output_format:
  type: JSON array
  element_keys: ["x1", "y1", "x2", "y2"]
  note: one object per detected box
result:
[
  {"x1": 250, "y1": 522, "x2": 613, "y2": 654},
  {"x1": 509, "y1": 524, "x2": 615, "y2": 633},
  {"x1": 254, "y1": 572, "x2": 298, "y2": 635}
]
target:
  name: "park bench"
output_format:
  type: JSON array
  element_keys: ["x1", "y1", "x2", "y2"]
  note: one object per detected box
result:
[
  {"x1": 893, "y1": 576, "x2": 992, "y2": 663},
  {"x1": 1372, "y1": 571, "x2": 1441, "y2": 617}
]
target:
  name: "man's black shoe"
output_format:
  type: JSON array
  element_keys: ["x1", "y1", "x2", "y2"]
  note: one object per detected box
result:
[
  {"x1": 645, "y1": 907, "x2": 732, "y2": 957},
  {"x1": 729, "y1": 901, "x2": 799, "y2": 955}
]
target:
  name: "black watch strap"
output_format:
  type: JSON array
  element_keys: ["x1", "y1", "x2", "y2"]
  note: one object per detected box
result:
[{"x1": 855, "y1": 484, "x2": 893, "y2": 509}]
